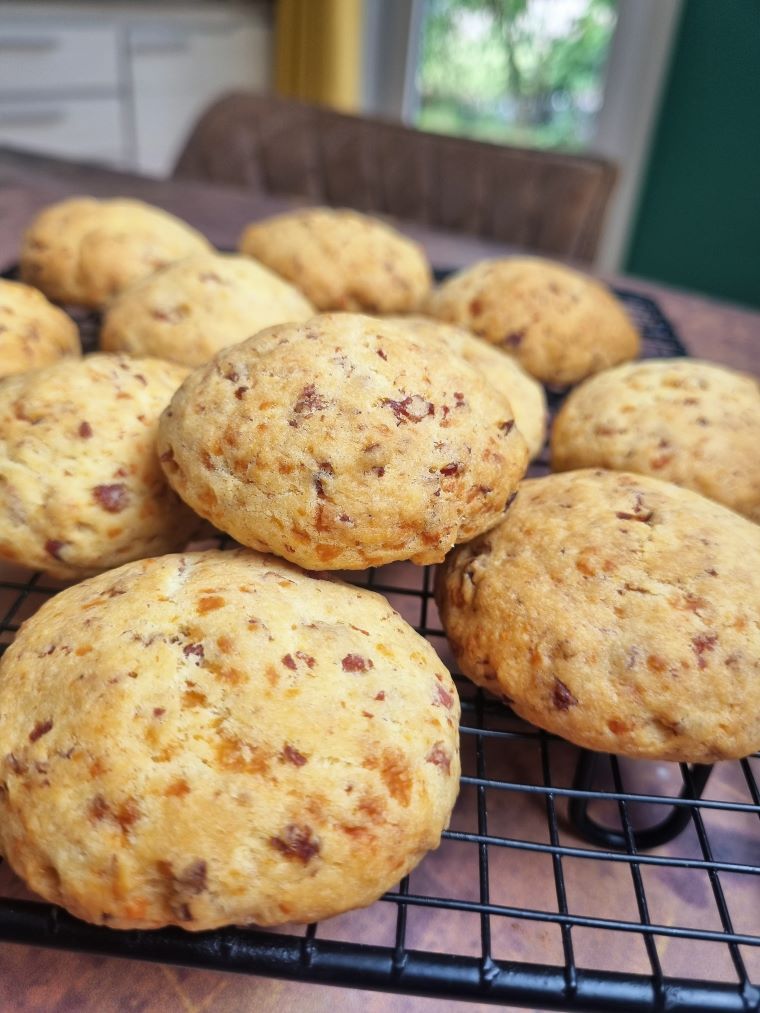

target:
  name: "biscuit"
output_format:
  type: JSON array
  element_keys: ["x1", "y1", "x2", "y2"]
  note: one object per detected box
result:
[
  {"x1": 436, "y1": 469, "x2": 760, "y2": 762},
  {"x1": 238, "y1": 207, "x2": 432, "y2": 313},
  {"x1": 425, "y1": 257, "x2": 640, "y2": 387},
  {"x1": 20, "y1": 197, "x2": 211, "y2": 308},
  {"x1": 101, "y1": 252, "x2": 315, "y2": 368},
  {"x1": 0, "y1": 548, "x2": 460, "y2": 930},
  {"x1": 158, "y1": 314, "x2": 528, "y2": 569},
  {"x1": 0, "y1": 354, "x2": 198, "y2": 579},
  {"x1": 551, "y1": 358, "x2": 760, "y2": 522},
  {"x1": 386, "y1": 317, "x2": 546, "y2": 459},
  {"x1": 0, "y1": 278, "x2": 80, "y2": 379}
]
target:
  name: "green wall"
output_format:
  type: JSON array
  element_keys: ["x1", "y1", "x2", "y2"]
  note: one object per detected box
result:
[{"x1": 625, "y1": 0, "x2": 760, "y2": 308}]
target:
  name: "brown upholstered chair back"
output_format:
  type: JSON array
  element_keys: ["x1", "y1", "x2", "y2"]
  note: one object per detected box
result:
[{"x1": 173, "y1": 92, "x2": 617, "y2": 263}]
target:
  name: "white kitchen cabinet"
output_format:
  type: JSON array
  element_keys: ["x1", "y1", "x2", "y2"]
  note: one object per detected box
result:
[
  {"x1": 0, "y1": 95, "x2": 125, "y2": 164},
  {"x1": 0, "y1": 24, "x2": 120, "y2": 93},
  {"x1": 0, "y1": 2, "x2": 272, "y2": 176},
  {"x1": 131, "y1": 19, "x2": 270, "y2": 176}
]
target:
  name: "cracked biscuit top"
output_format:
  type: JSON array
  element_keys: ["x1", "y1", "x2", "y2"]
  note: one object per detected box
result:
[
  {"x1": 436, "y1": 469, "x2": 760, "y2": 762},
  {"x1": 158, "y1": 313, "x2": 529, "y2": 569},
  {"x1": 551, "y1": 358, "x2": 760, "y2": 523},
  {"x1": 425, "y1": 257, "x2": 640, "y2": 387},
  {"x1": 0, "y1": 353, "x2": 198, "y2": 578},
  {"x1": 0, "y1": 549, "x2": 460, "y2": 930},
  {"x1": 238, "y1": 207, "x2": 432, "y2": 313},
  {"x1": 385, "y1": 316, "x2": 547, "y2": 459},
  {"x1": 20, "y1": 197, "x2": 211, "y2": 308},
  {"x1": 101, "y1": 252, "x2": 315, "y2": 368},
  {"x1": 0, "y1": 278, "x2": 81, "y2": 379}
]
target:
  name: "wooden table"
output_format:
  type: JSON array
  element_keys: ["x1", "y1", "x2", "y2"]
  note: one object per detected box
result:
[{"x1": 0, "y1": 148, "x2": 758, "y2": 1013}]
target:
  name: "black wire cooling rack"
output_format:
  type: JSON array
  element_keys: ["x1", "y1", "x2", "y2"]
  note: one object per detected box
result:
[{"x1": 0, "y1": 286, "x2": 758, "y2": 1012}]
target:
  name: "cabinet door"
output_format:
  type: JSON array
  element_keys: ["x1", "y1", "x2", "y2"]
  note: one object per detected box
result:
[
  {"x1": 0, "y1": 97, "x2": 125, "y2": 165},
  {"x1": 0, "y1": 25, "x2": 119, "y2": 95},
  {"x1": 130, "y1": 20, "x2": 271, "y2": 177}
]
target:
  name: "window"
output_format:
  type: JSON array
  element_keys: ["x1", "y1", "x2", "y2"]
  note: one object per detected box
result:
[{"x1": 413, "y1": 0, "x2": 618, "y2": 151}]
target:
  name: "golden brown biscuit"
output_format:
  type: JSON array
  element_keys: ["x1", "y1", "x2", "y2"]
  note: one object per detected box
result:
[
  {"x1": 158, "y1": 314, "x2": 528, "y2": 569},
  {"x1": 238, "y1": 207, "x2": 432, "y2": 313},
  {"x1": 426, "y1": 257, "x2": 640, "y2": 386},
  {"x1": 436, "y1": 469, "x2": 760, "y2": 762},
  {"x1": 0, "y1": 354, "x2": 198, "y2": 579},
  {"x1": 0, "y1": 278, "x2": 80, "y2": 378},
  {"x1": 20, "y1": 197, "x2": 211, "y2": 308},
  {"x1": 551, "y1": 358, "x2": 760, "y2": 522},
  {"x1": 386, "y1": 316, "x2": 547, "y2": 459},
  {"x1": 101, "y1": 252, "x2": 315, "y2": 368},
  {"x1": 0, "y1": 548, "x2": 460, "y2": 930}
]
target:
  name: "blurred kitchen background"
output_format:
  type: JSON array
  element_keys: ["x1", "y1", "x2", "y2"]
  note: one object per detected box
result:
[{"x1": 0, "y1": 0, "x2": 756, "y2": 307}]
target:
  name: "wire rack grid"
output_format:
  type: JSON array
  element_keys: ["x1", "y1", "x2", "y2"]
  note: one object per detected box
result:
[{"x1": 0, "y1": 288, "x2": 757, "y2": 1012}]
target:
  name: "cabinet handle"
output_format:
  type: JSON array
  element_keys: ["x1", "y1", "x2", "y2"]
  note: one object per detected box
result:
[
  {"x1": 0, "y1": 108, "x2": 65, "y2": 128},
  {"x1": 0, "y1": 36, "x2": 58, "y2": 52}
]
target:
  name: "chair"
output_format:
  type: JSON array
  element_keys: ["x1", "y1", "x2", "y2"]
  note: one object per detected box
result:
[{"x1": 173, "y1": 91, "x2": 617, "y2": 263}]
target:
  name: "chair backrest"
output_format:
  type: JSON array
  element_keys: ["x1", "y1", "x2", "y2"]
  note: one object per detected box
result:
[{"x1": 173, "y1": 92, "x2": 617, "y2": 263}]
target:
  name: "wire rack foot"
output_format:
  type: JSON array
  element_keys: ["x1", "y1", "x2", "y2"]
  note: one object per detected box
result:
[{"x1": 568, "y1": 750, "x2": 714, "y2": 850}]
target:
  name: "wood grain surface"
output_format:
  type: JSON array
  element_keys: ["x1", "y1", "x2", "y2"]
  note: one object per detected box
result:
[{"x1": 0, "y1": 148, "x2": 757, "y2": 1013}]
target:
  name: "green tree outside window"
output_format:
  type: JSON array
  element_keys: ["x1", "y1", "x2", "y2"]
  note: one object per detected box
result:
[{"x1": 416, "y1": 0, "x2": 618, "y2": 150}]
